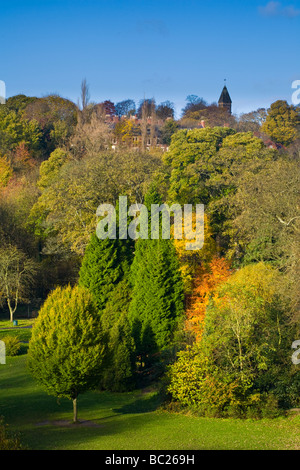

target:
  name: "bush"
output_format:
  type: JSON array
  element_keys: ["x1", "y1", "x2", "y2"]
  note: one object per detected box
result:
[
  {"x1": 2, "y1": 336, "x2": 21, "y2": 356},
  {"x1": 166, "y1": 345, "x2": 241, "y2": 414},
  {"x1": 0, "y1": 419, "x2": 23, "y2": 450},
  {"x1": 166, "y1": 337, "x2": 291, "y2": 420},
  {"x1": 226, "y1": 405, "x2": 244, "y2": 419},
  {"x1": 260, "y1": 394, "x2": 283, "y2": 419},
  {"x1": 245, "y1": 405, "x2": 261, "y2": 420}
]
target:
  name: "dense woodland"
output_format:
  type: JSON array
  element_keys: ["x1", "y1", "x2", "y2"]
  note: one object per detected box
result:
[{"x1": 0, "y1": 86, "x2": 300, "y2": 420}]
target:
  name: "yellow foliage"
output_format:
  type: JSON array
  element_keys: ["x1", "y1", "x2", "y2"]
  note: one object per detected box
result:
[
  {"x1": 167, "y1": 346, "x2": 241, "y2": 410},
  {"x1": 0, "y1": 156, "x2": 13, "y2": 189},
  {"x1": 172, "y1": 212, "x2": 217, "y2": 292},
  {"x1": 114, "y1": 119, "x2": 135, "y2": 145}
]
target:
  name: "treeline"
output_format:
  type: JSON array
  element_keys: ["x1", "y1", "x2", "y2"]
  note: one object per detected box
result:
[{"x1": 0, "y1": 89, "x2": 299, "y2": 419}]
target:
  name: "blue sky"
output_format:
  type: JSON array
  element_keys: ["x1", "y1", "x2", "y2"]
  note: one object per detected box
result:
[{"x1": 1, "y1": 0, "x2": 300, "y2": 117}]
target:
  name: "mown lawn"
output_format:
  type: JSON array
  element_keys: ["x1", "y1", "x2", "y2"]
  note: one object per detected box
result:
[
  {"x1": 0, "y1": 319, "x2": 34, "y2": 355},
  {"x1": 0, "y1": 355, "x2": 300, "y2": 450}
]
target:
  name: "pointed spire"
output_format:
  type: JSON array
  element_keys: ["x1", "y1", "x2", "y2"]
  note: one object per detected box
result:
[
  {"x1": 218, "y1": 83, "x2": 232, "y2": 105},
  {"x1": 218, "y1": 81, "x2": 232, "y2": 114}
]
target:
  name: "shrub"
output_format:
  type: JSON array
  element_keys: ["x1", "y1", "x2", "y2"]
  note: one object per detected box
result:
[
  {"x1": 2, "y1": 336, "x2": 21, "y2": 356},
  {"x1": 225, "y1": 404, "x2": 244, "y2": 419},
  {"x1": 0, "y1": 419, "x2": 23, "y2": 450},
  {"x1": 166, "y1": 345, "x2": 241, "y2": 414},
  {"x1": 245, "y1": 405, "x2": 261, "y2": 420},
  {"x1": 260, "y1": 394, "x2": 283, "y2": 419}
]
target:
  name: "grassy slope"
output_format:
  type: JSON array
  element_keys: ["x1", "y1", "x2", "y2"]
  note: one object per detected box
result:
[{"x1": 0, "y1": 355, "x2": 299, "y2": 450}]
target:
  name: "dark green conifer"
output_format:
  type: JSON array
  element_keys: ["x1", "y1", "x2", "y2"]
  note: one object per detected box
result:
[
  {"x1": 78, "y1": 209, "x2": 135, "y2": 391},
  {"x1": 128, "y1": 188, "x2": 184, "y2": 358},
  {"x1": 79, "y1": 222, "x2": 133, "y2": 311}
]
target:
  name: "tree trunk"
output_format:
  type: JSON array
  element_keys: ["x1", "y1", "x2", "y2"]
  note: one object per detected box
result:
[
  {"x1": 7, "y1": 298, "x2": 16, "y2": 323},
  {"x1": 73, "y1": 397, "x2": 78, "y2": 423}
]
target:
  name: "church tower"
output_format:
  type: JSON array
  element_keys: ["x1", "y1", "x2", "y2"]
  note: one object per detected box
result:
[{"x1": 218, "y1": 83, "x2": 232, "y2": 115}]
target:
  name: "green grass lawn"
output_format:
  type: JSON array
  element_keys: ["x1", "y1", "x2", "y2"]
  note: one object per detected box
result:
[
  {"x1": 0, "y1": 318, "x2": 35, "y2": 328},
  {"x1": 0, "y1": 355, "x2": 300, "y2": 450},
  {"x1": 0, "y1": 319, "x2": 34, "y2": 354}
]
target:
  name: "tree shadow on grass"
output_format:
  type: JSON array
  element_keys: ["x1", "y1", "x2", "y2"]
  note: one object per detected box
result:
[
  {"x1": 113, "y1": 391, "x2": 163, "y2": 415},
  {"x1": 1, "y1": 390, "x2": 166, "y2": 450},
  {"x1": 22, "y1": 410, "x2": 163, "y2": 450}
]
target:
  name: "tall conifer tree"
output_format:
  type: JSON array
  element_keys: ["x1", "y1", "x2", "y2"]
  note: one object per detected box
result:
[
  {"x1": 78, "y1": 209, "x2": 133, "y2": 311},
  {"x1": 78, "y1": 206, "x2": 136, "y2": 390},
  {"x1": 128, "y1": 188, "x2": 184, "y2": 360}
]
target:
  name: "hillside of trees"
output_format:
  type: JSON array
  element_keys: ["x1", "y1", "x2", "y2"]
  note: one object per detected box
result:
[{"x1": 1, "y1": 85, "x2": 300, "y2": 419}]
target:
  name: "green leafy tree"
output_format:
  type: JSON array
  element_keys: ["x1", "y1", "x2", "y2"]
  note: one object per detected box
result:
[
  {"x1": 160, "y1": 119, "x2": 179, "y2": 146},
  {"x1": 164, "y1": 127, "x2": 236, "y2": 205},
  {"x1": 261, "y1": 100, "x2": 300, "y2": 146},
  {"x1": 167, "y1": 344, "x2": 240, "y2": 413},
  {"x1": 0, "y1": 156, "x2": 13, "y2": 188},
  {"x1": 228, "y1": 159, "x2": 299, "y2": 266},
  {"x1": 168, "y1": 262, "x2": 297, "y2": 413},
  {"x1": 180, "y1": 104, "x2": 236, "y2": 129},
  {"x1": 205, "y1": 263, "x2": 284, "y2": 375},
  {"x1": 5, "y1": 94, "x2": 37, "y2": 114},
  {"x1": 37, "y1": 148, "x2": 70, "y2": 190},
  {"x1": 0, "y1": 107, "x2": 42, "y2": 157},
  {"x1": 28, "y1": 150, "x2": 162, "y2": 255},
  {"x1": 228, "y1": 158, "x2": 300, "y2": 321},
  {"x1": 23, "y1": 94, "x2": 77, "y2": 155},
  {"x1": 0, "y1": 176, "x2": 40, "y2": 256},
  {"x1": 203, "y1": 263, "x2": 295, "y2": 404},
  {"x1": 164, "y1": 127, "x2": 277, "y2": 255},
  {"x1": 27, "y1": 285, "x2": 107, "y2": 423},
  {"x1": 106, "y1": 315, "x2": 136, "y2": 391}
]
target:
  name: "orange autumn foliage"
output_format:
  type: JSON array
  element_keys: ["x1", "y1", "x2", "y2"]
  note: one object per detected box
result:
[
  {"x1": 185, "y1": 257, "x2": 232, "y2": 341},
  {"x1": 12, "y1": 141, "x2": 36, "y2": 172}
]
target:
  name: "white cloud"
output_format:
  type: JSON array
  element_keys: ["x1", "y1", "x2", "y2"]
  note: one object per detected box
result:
[{"x1": 259, "y1": 1, "x2": 300, "y2": 17}]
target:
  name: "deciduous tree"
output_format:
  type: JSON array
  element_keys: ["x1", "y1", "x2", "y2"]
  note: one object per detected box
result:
[
  {"x1": 261, "y1": 100, "x2": 300, "y2": 146},
  {"x1": 27, "y1": 285, "x2": 107, "y2": 423},
  {"x1": 185, "y1": 257, "x2": 231, "y2": 341},
  {"x1": 0, "y1": 245, "x2": 37, "y2": 322},
  {"x1": 0, "y1": 156, "x2": 13, "y2": 188},
  {"x1": 115, "y1": 99, "x2": 136, "y2": 118}
]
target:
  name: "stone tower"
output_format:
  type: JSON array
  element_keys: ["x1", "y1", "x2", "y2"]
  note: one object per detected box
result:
[{"x1": 218, "y1": 84, "x2": 232, "y2": 115}]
